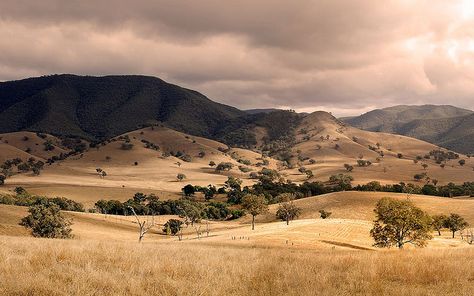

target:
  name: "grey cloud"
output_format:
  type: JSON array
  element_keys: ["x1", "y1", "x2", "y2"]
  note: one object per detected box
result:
[{"x1": 0, "y1": 0, "x2": 473, "y2": 116}]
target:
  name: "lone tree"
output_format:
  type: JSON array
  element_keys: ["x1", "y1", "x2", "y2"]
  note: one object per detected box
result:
[
  {"x1": 128, "y1": 206, "x2": 155, "y2": 243},
  {"x1": 445, "y1": 213, "x2": 469, "y2": 238},
  {"x1": 242, "y1": 194, "x2": 268, "y2": 230},
  {"x1": 177, "y1": 173, "x2": 186, "y2": 182},
  {"x1": 344, "y1": 164, "x2": 354, "y2": 172},
  {"x1": 276, "y1": 194, "x2": 301, "y2": 225},
  {"x1": 431, "y1": 214, "x2": 448, "y2": 236},
  {"x1": 319, "y1": 209, "x2": 332, "y2": 219},
  {"x1": 215, "y1": 162, "x2": 234, "y2": 173},
  {"x1": 20, "y1": 202, "x2": 72, "y2": 238},
  {"x1": 370, "y1": 197, "x2": 432, "y2": 249}
]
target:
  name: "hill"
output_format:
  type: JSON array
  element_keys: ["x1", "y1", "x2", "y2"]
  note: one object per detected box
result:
[
  {"x1": 1, "y1": 110, "x2": 473, "y2": 207},
  {"x1": 343, "y1": 105, "x2": 474, "y2": 154},
  {"x1": 0, "y1": 74, "x2": 244, "y2": 140},
  {"x1": 276, "y1": 111, "x2": 474, "y2": 185}
]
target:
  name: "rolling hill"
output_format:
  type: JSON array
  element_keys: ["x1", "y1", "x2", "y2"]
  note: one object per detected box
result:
[
  {"x1": 343, "y1": 105, "x2": 474, "y2": 154},
  {"x1": 1, "y1": 110, "x2": 472, "y2": 208}
]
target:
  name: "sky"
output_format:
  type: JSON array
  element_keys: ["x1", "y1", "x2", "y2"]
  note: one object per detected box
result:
[{"x1": 1, "y1": 0, "x2": 474, "y2": 116}]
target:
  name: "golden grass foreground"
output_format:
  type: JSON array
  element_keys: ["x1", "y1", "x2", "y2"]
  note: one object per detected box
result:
[{"x1": 1, "y1": 236, "x2": 474, "y2": 296}]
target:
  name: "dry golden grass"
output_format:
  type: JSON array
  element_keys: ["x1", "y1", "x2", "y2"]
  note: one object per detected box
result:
[{"x1": 1, "y1": 235, "x2": 474, "y2": 296}]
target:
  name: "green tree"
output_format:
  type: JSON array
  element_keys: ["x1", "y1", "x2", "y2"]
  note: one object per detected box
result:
[
  {"x1": 276, "y1": 199, "x2": 301, "y2": 225},
  {"x1": 242, "y1": 194, "x2": 268, "y2": 230},
  {"x1": 370, "y1": 197, "x2": 432, "y2": 249},
  {"x1": 163, "y1": 219, "x2": 183, "y2": 235},
  {"x1": 445, "y1": 213, "x2": 469, "y2": 238},
  {"x1": 215, "y1": 162, "x2": 234, "y2": 173},
  {"x1": 431, "y1": 214, "x2": 447, "y2": 236},
  {"x1": 20, "y1": 202, "x2": 72, "y2": 238},
  {"x1": 182, "y1": 184, "x2": 195, "y2": 197}
]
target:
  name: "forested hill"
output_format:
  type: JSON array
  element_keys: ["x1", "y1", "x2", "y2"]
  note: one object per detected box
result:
[{"x1": 0, "y1": 74, "x2": 244, "y2": 140}]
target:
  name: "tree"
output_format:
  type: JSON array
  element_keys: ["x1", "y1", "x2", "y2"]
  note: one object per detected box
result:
[
  {"x1": 370, "y1": 197, "x2": 432, "y2": 249},
  {"x1": 445, "y1": 213, "x2": 469, "y2": 238},
  {"x1": 20, "y1": 202, "x2": 72, "y2": 238},
  {"x1": 319, "y1": 209, "x2": 332, "y2": 219},
  {"x1": 128, "y1": 206, "x2": 155, "y2": 243},
  {"x1": 459, "y1": 159, "x2": 466, "y2": 166},
  {"x1": 276, "y1": 194, "x2": 301, "y2": 225},
  {"x1": 328, "y1": 174, "x2": 353, "y2": 190},
  {"x1": 182, "y1": 184, "x2": 195, "y2": 196},
  {"x1": 431, "y1": 214, "x2": 447, "y2": 236},
  {"x1": 178, "y1": 200, "x2": 203, "y2": 226},
  {"x1": 208, "y1": 161, "x2": 216, "y2": 167},
  {"x1": 163, "y1": 219, "x2": 183, "y2": 236},
  {"x1": 422, "y1": 163, "x2": 428, "y2": 170},
  {"x1": 241, "y1": 194, "x2": 268, "y2": 230},
  {"x1": 0, "y1": 175, "x2": 5, "y2": 186},
  {"x1": 344, "y1": 164, "x2": 353, "y2": 172},
  {"x1": 215, "y1": 162, "x2": 234, "y2": 172},
  {"x1": 177, "y1": 173, "x2": 186, "y2": 182},
  {"x1": 305, "y1": 170, "x2": 313, "y2": 179}
]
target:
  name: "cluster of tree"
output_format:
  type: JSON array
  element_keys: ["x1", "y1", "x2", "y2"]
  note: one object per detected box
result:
[
  {"x1": 371, "y1": 197, "x2": 469, "y2": 249},
  {"x1": 432, "y1": 214, "x2": 470, "y2": 238},
  {"x1": 94, "y1": 192, "x2": 243, "y2": 221},
  {"x1": 0, "y1": 157, "x2": 45, "y2": 180},
  {"x1": 220, "y1": 172, "x2": 473, "y2": 207},
  {"x1": 428, "y1": 149, "x2": 459, "y2": 164},
  {"x1": 141, "y1": 139, "x2": 159, "y2": 151},
  {"x1": 0, "y1": 187, "x2": 85, "y2": 212},
  {"x1": 60, "y1": 137, "x2": 88, "y2": 153}
]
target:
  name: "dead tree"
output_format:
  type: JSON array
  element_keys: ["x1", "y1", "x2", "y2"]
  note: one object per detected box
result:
[
  {"x1": 128, "y1": 206, "x2": 155, "y2": 243},
  {"x1": 462, "y1": 228, "x2": 474, "y2": 244}
]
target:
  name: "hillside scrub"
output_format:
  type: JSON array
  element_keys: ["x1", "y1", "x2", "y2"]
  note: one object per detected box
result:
[{"x1": 0, "y1": 188, "x2": 84, "y2": 212}]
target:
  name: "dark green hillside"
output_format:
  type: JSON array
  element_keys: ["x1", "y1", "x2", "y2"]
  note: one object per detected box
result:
[{"x1": 0, "y1": 75, "x2": 244, "y2": 140}]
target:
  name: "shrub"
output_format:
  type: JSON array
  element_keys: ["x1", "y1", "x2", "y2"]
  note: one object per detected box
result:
[
  {"x1": 121, "y1": 143, "x2": 134, "y2": 150},
  {"x1": 163, "y1": 219, "x2": 183, "y2": 235},
  {"x1": 319, "y1": 209, "x2": 332, "y2": 219}
]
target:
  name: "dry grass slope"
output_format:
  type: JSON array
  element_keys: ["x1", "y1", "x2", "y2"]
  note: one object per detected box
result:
[{"x1": 1, "y1": 236, "x2": 474, "y2": 296}]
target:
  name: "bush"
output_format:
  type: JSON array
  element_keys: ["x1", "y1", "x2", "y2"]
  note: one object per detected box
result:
[
  {"x1": 163, "y1": 219, "x2": 183, "y2": 235},
  {"x1": 20, "y1": 202, "x2": 73, "y2": 238},
  {"x1": 319, "y1": 209, "x2": 332, "y2": 219},
  {"x1": 121, "y1": 143, "x2": 134, "y2": 150}
]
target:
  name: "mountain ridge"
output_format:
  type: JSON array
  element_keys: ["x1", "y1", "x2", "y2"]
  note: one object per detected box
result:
[{"x1": 343, "y1": 105, "x2": 474, "y2": 154}]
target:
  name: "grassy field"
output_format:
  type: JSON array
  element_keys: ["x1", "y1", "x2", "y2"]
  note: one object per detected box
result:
[{"x1": 1, "y1": 236, "x2": 474, "y2": 296}]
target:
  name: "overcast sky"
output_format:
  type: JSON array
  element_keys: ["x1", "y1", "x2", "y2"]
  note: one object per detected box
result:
[{"x1": 1, "y1": 0, "x2": 474, "y2": 116}]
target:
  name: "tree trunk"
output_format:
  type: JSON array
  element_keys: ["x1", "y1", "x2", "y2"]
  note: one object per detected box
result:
[
  {"x1": 452, "y1": 231, "x2": 455, "y2": 238},
  {"x1": 438, "y1": 230, "x2": 441, "y2": 236},
  {"x1": 252, "y1": 215, "x2": 255, "y2": 230},
  {"x1": 286, "y1": 217, "x2": 289, "y2": 225}
]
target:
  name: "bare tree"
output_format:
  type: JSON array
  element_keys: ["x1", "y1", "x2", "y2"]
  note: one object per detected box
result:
[{"x1": 128, "y1": 206, "x2": 155, "y2": 243}]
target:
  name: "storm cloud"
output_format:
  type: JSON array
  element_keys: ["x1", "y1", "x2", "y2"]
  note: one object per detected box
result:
[{"x1": 1, "y1": 0, "x2": 473, "y2": 115}]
